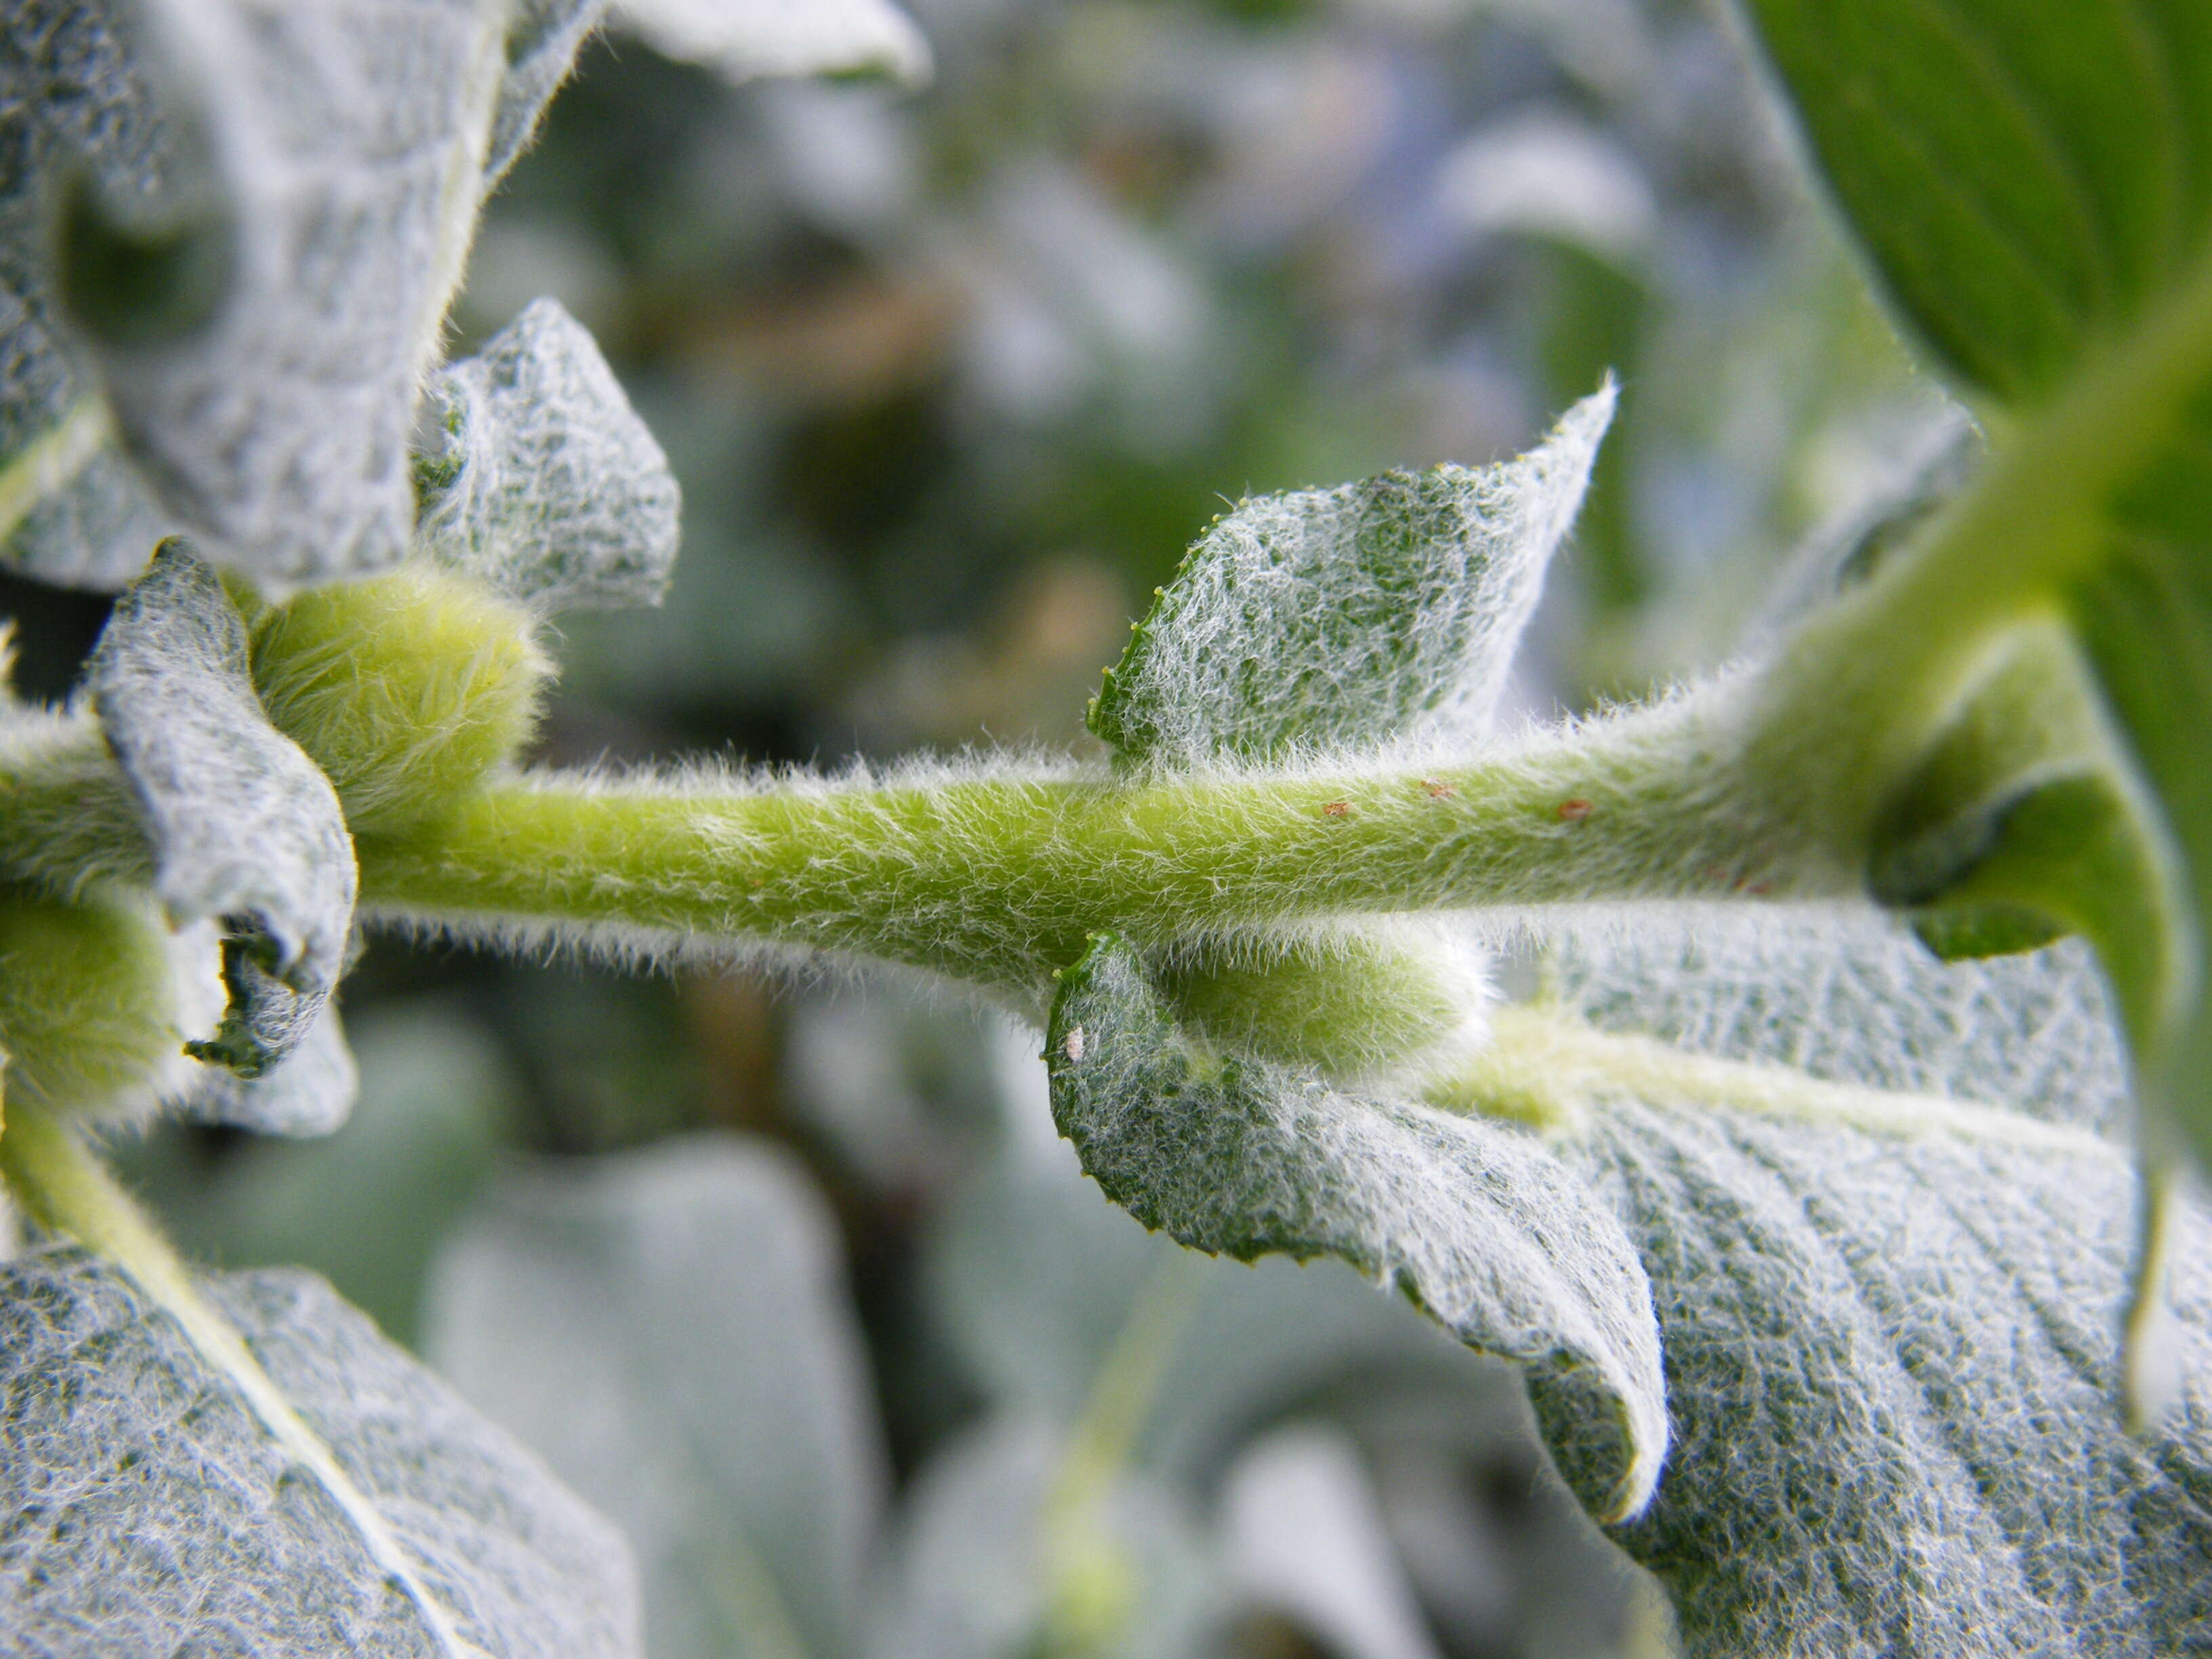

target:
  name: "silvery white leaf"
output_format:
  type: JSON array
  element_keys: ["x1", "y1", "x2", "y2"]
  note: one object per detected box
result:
[
  {"x1": 1, "y1": 0, "x2": 608, "y2": 589},
  {"x1": 52, "y1": 0, "x2": 518, "y2": 586},
  {"x1": 88, "y1": 542, "x2": 354, "y2": 1084},
  {"x1": 3, "y1": 434, "x2": 175, "y2": 591},
  {"x1": 0, "y1": 1245, "x2": 639, "y2": 1657},
  {"x1": 1088, "y1": 384, "x2": 1614, "y2": 766},
  {"x1": 1046, "y1": 933, "x2": 1666, "y2": 1523},
  {"x1": 415, "y1": 298, "x2": 680, "y2": 611},
  {"x1": 1552, "y1": 909, "x2": 2131, "y2": 1135},
  {"x1": 613, "y1": 0, "x2": 931, "y2": 87},
  {"x1": 1573, "y1": 1086, "x2": 2211, "y2": 1654},
  {"x1": 0, "y1": 4, "x2": 176, "y2": 585},
  {"x1": 426, "y1": 1134, "x2": 886, "y2": 1659},
  {"x1": 485, "y1": 0, "x2": 609, "y2": 187},
  {"x1": 178, "y1": 1001, "x2": 359, "y2": 1136},
  {"x1": 1532, "y1": 912, "x2": 2212, "y2": 1654}
]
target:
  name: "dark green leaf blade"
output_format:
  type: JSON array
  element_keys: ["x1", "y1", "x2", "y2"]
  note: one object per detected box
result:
[
  {"x1": 2062, "y1": 386, "x2": 2212, "y2": 1169},
  {"x1": 1741, "y1": 0, "x2": 2212, "y2": 400}
]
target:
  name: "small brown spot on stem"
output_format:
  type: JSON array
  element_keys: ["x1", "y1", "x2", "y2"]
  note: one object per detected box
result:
[
  {"x1": 1321, "y1": 800, "x2": 1351, "y2": 819},
  {"x1": 1420, "y1": 778, "x2": 1457, "y2": 798},
  {"x1": 1557, "y1": 798, "x2": 1593, "y2": 822}
]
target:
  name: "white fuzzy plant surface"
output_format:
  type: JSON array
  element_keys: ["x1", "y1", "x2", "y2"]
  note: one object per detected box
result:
[{"x1": 2, "y1": 2, "x2": 2212, "y2": 1657}]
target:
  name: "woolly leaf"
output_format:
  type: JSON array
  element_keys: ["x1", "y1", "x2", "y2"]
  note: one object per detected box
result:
[
  {"x1": 1088, "y1": 384, "x2": 1612, "y2": 767},
  {"x1": 1044, "y1": 932, "x2": 1666, "y2": 1525},
  {"x1": 1740, "y1": 0, "x2": 2212, "y2": 401},
  {"x1": 486, "y1": 0, "x2": 611, "y2": 186},
  {"x1": 0, "y1": 1244, "x2": 638, "y2": 1656},
  {"x1": 1575, "y1": 1080, "x2": 2212, "y2": 1654},
  {"x1": 0, "y1": 3, "x2": 177, "y2": 584},
  {"x1": 1480, "y1": 912, "x2": 2212, "y2": 1656},
  {"x1": 88, "y1": 543, "x2": 354, "y2": 1087},
  {"x1": 0, "y1": 0, "x2": 604, "y2": 588},
  {"x1": 613, "y1": 0, "x2": 931, "y2": 86},
  {"x1": 1054, "y1": 902, "x2": 2212, "y2": 1649},
  {"x1": 415, "y1": 298, "x2": 682, "y2": 611},
  {"x1": 426, "y1": 1134, "x2": 886, "y2": 1659}
]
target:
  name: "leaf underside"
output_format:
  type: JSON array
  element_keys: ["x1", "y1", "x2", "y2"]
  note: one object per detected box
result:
[
  {"x1": 1053, "y1": 894, "x2": 2212, "y2": 1654},
  {"x1": 1547, "y1": 912, "x2": 2212, "y2": 1657},
  {"x1": 1046, "y1": 932, "x2": 1666, "y2": 1525},
  {"x1": 87, "y1": 542, "x2": 356, "y2": 1101},
  {"x1": 0, "y1": 1245, "x2": 638, "y2": 1657}
]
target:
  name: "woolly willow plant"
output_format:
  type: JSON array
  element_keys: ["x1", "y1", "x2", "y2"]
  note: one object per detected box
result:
[{"x1": 0, "y1": 0, "x2": 2209, "y2": 1655}]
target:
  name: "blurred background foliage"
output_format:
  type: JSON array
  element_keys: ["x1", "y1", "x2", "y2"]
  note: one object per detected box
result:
[{"x1": 24, "y1": 0, "x2": 1963, "y2": 1652}]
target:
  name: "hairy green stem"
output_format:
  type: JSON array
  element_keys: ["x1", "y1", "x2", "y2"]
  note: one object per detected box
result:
[
  {"x1": 1736, "y1": 241, "x2": 2212, "y2": 846},
  {"x1": 0, "y1": 726, "x2": 157, "y2": 898},
  {"x1": 355, "y1": 689, "x2": 1853, "y2": 997}
]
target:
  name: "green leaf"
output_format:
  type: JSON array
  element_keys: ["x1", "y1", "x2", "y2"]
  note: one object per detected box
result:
[
  {"x1": 0, "y1": 0, "x2": 607, "y2": 588},
  {"x1": 0, "y1": 1244, "x2": 638, "y2": 1656},
  {"x1": 1045, "y1": 932, "x2": 1666, "y2": 1524},
  {"x1": 2060, "y1": 385, "x2": 2212, "y2": 1168},
  {"x1": 426, "y1": 1134, "x2": 886, "y2": 1659},
  {"x1": 414, "y1": 298, "x2": 682, "y2": 612},
  {"x1": 1741, "y1": 0, "x2": 2212, "y2": 401},
  {"x1": 87, "y1": 543, "x2": 355, "y2": 1094},
  {"x1": 611, "y1": 0, "x2": 932, "y2": 86},
  {"x1": 1729, "y1": 5, "x2": 2212, "y2": 1176},
  {"x1": 1087, "y1": 385, "x2": 1614, "y2": 768}
]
